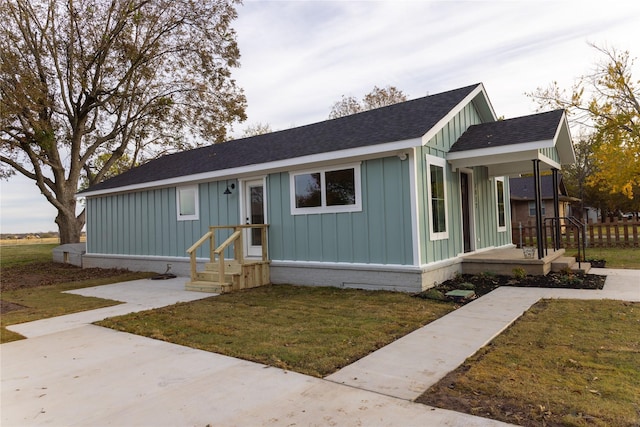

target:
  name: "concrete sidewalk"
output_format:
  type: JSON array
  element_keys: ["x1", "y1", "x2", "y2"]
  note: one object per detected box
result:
[
  {"x1": 326, "y1": 268, "x2": 640, "y2": 400},
  {"x1": 2, "y1": 269, "x2": 638, "y2": 426},
  {"x1": 7, "y1": 277, "x2": 216, "y2": 338}
]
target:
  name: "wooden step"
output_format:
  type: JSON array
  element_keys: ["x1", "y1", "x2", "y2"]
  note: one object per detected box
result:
[
  {"x1": 185, "y1": 280, "x2": 233, "y2": 293},
  {"x1": 204, "y1": 260, "x2": 242, "y2": 274},
  {"x1": 196, "y1": 270, "x2": 238, "y2": 282}
]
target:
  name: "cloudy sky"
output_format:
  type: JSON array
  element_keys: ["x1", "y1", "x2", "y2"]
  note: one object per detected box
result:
[{"x1": 1, "y1": 0, "x2": 639, "y2": 234}]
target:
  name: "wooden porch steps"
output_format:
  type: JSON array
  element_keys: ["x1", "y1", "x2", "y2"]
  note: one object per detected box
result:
[
  {"x1": 185, "y1": 260, "x2": 271, "y2": 293},
  {"x1": 185, "y1": 225, "x2": 271, "y2": 294},
  {"x1": 185, "y1": 280, "x2": 233, "y2": 293}
]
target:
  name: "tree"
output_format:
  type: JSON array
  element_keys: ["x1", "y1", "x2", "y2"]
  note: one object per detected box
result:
[
  {"x1": 241, "y1": 122, "x2": 272, "y2": 138},
  {"x1": 328, "y1": 85, "x2": 407, "y2": 119},
  {"x1": 529, "y1": 44, "x2": 640, "y2": 201},
  {"x1": 0, "y1": 0, "x2": 247, "y2": 243}
]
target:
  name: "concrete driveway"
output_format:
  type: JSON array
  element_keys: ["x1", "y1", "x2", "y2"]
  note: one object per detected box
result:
[{"x1": 2, "y1": 270, "x2": 638, "y2": 426}]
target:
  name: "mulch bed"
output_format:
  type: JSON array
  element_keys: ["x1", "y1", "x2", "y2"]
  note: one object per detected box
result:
[{"x1": 414, "y1": 271, "x2": 606, "y2": 304}]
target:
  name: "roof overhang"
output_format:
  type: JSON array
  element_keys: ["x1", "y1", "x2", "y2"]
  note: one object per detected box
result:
[
  {"x1": 447, "y1": 111, "x2": 575, "y2": 177},
  {"x1": 78, "y1": 137, "x2": 422, "y2": 198}
]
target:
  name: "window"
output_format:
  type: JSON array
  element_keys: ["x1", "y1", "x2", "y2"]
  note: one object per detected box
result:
[
  {"x1": 290, "y1": 164, "x2": 361, "y2": 214},
  {"x1": 528, "y1": 201, "x2": 545, "y2": 217},
  {"x1": 495, "y1": 177, "x2": 506, "y2": 231},
  {"x1": 426, "y1": 155, "x2": 448, "y2": 240},
  {"x1": 177, "y1": 185, "x2": 199, "y2": 221}
]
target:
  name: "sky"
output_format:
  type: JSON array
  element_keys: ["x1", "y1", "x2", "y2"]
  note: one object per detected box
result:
[{"x1": 1, "y1": 0, "x2": 639, "y2": 234}]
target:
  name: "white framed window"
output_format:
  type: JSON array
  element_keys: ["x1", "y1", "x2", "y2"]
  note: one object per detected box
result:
[
  {"x1": 528, "y1": 201, "x2": 545, "y2": 217},
  {"x1": 426, "y1": 154, "x2": 448, "y2": 240},
  {"x1": 495, "y1": 177, "x2": 506, "y2": 231},
  {"x1": 177, "y1": 185, "x2": 199, "y2": 221},
  {"x1": 290, "y1": 163, "x2": 362, "y2": 215}
]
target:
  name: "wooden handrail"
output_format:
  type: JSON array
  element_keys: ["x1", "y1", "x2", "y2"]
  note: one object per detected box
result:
[
  {"x1": 186, "y1": 231, "x2": 213, "y2": 282},
  {"x1": 187, "y1": 225, "x2": 269, "y2": 285},
  {"x1": 214, "y1": 230, "x2": 242, "y2": 284},
  {"x1": 214, "y1": 230, "x2": 242, "y2": 255},
  {"x1": 187, "y1": 231, "x2": 213, "y2": 254}
]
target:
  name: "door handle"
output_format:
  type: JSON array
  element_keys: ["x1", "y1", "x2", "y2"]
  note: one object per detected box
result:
[{"x1": 246, "y1": 217, "x2": 250, "y2": 224}]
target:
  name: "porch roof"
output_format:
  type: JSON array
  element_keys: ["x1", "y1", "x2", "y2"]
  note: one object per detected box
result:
[{"x1": 447, "y1": 110, "x2": 575, "y2": 177}]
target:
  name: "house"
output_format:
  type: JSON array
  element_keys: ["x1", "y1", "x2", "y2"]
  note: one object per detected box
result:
[
  {"x1": 509, "y1": 174, "x2": 579, "y2": 225},
  {"x1": 78, "y1": 83, "x2": 575, "y2": 293}
]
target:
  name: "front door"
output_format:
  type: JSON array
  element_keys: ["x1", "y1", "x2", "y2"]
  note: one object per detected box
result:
[{"x1": 243, "y1": 179, "x2": 265, "y2": 257}]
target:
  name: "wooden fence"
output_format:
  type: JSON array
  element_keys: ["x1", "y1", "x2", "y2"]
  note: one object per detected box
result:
[{"x1": 512, "y1": 218, "x2": 640, "y2": 248}]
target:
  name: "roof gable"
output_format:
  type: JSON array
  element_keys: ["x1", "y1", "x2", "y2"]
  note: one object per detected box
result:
[
  {"x1": 447, "y1": 109, "x2": 575, "y2": 177},
  {"x1": 81, "y1": 83, "x2": 484, "y2": 195}
]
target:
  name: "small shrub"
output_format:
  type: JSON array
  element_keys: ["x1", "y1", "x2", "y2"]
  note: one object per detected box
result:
[
  {"x1": 512, "y1": 267, "x2": 527, "y2": 280},
  {"x1": 458, "y1": 282, "x2": 475, "y2": 290},
  {"x1": 479, "y1": 271, "x2": 496, "y2": 278}
]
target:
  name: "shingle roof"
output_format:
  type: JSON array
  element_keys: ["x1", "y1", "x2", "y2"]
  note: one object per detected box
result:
[
  {"x1": 82, "y1": 84, "x2": 481, "y2": 193},
  {"x1": 449, "y1": 109, "x2": 564, "y2": 152},
  {"x1": 509, "y1": 174, "x2": 567, "y2": 200}
]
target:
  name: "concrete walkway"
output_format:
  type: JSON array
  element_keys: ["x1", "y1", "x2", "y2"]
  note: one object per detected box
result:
[
  {"x1": 7, "y1": 277, "x2": 216, "y2": 338},
  {"x1": 2, "y1": 269, "x2": 638, "y2": 426},
  {"x1": 326, "y1": 268, "x2": 640, "y2": 400}
]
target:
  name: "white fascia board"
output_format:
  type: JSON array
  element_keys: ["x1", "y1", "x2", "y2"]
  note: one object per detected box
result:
[
  {"x1": 554, "y1": 113, "x2": 576, "y2": 164},
  {"x1": 537, "y1": 152, "x2": 561, "y2": 170},
  {"x1": 421, "y1": 84, "x2": 497, "y2": 145},
  {"x1": 447, "y1": 139, "x2": 554, "y2": 162},
  {"x1": 449, "y1": 150, "x2": 540, "y2": 171},
  {"x1": 78, "y1": 137, "x2": 422, "y2": 198}
]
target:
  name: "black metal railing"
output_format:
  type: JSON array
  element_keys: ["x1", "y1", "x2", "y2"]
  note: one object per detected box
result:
[{"x1": 543, "y1": 216, "x2": 586, "y2": 269}]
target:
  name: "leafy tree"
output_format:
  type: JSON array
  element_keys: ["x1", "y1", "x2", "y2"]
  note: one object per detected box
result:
[
  {"x1": 529, "y1": 44, "x2": 640, "y2": 201},
  {"x1": 0, "y1": 0, "x2": 247, "y2": 243},
  {"x1": 241, "y1": 122, "x2": 272, "y2": 138},
  {"x1": 329, "y1": 85, "x2": 407, "y2": 119}
]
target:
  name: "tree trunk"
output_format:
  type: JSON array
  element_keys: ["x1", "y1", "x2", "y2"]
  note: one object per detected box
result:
[{"x1": 55, "y1": 198, "x2": 85, "y2": 244}]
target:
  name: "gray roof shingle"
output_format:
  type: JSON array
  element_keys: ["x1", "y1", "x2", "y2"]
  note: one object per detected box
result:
[
  {"x1": 449, "y1": 109, "x2": 564, "y2": 152},
  {"x1": 82, "y1": 84, "x2": 481, "y2": 193}
]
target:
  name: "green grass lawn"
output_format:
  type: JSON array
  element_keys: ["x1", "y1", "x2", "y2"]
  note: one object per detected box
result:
[
  {"x1": 418, "y1": 299, "x2": 640, "y2": 427},
  {"x1": 98, "y1": 284, "x2": 455, "y2": 377},
  {"x1": 0, "y1": 243, "x2": 152, "y2": 343},
  {"x1": 0, "y1": 243, "x2": 58, "y2": 268},
  {"x1": 0, "y1": 273, "x2": 154, "y2": 343},
  {"x1": 579, "y1": 247, "x2": 640, "y2": 269}
]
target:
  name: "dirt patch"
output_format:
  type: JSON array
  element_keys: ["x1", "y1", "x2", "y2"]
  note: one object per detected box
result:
[
  {"x1": 417, "y1": 378, "x2": 555, "y2": 427},
  {"x1": 0, "y1": 262, "x2": 132, "y2": 314},
  {"x1": 0, "y1": 300, "x2": 27, "y2": 314},
  {"x1": 1, "y1": 261, "x2": 131, "y2": 292}
]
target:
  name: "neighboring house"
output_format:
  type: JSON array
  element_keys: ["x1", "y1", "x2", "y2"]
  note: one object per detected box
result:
[
  {"x1": 509, "y1": 174, "x2": 579, "y2": 225},
  {"x1": 79, "y1": 83, "x2": 575, "y2": 292}
]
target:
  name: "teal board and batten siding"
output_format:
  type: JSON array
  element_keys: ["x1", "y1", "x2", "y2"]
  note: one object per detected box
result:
[
  {"x1": 539, "y1": 146, "x2": 560, "y2": 163},
  {"x1": 473, "y1": 168, "x2": 512, "y2": 249},
  {"x1": 86, "y1": 181, "x2": 239, "y2": 258},
  {"x1": 415, "y1": 102, "x2": 509, "y2": 264},
  {"x1": 267, "y1": 156, "x2": 414, "y2": 265}
]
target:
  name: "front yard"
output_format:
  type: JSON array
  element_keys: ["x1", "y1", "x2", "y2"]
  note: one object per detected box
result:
[
  {"x1": 2, "y1": 244, "x2": 639, "y2": 426},
  {"x1": 97, "y1": 284, "x2": 454, "y2": 377}
]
